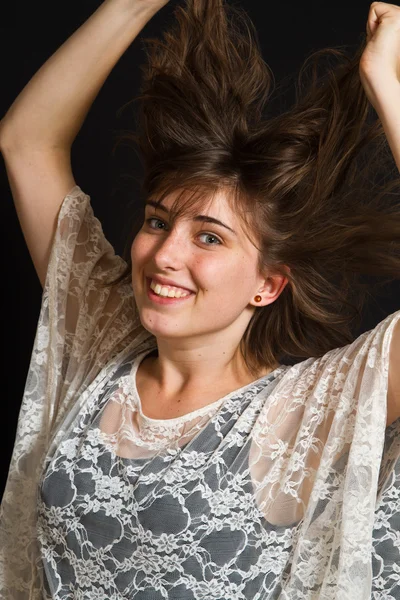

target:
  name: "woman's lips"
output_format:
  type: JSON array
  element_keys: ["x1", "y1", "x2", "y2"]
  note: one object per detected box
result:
[{"x1": 146, "y1": 277, "x2": 195, "y2": 305}]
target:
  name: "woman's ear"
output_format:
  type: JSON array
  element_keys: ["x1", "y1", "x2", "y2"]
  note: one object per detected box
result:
[{"x1": 252, "y1": 267, "x2": 290, "y2": 307}]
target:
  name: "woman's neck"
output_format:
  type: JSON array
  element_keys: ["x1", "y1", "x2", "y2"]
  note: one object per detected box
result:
[{"x1": 137, "y1": 347, "x2": 279, "y2": 408}]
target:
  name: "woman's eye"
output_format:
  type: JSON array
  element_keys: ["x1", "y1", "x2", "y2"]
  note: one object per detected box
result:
[
  {"x1": 198, "y1": 233, "x2": 222, "y2": 246},
  {"x1": 145, "y1": 217, "x2": 221, "y2": 246},
  {"x1": 146, "y1": 217, "x2": 166, "y2": 230}
]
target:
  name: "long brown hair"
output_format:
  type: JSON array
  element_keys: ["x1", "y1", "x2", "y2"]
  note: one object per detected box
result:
[{"x1": 106, "y1": 0, "x2": 400, "y2": 376}]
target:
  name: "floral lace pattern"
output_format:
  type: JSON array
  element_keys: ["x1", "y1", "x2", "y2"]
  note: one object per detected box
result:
[
  {"x1": 37, "y1": 353, "x2": 293, "y2": 600},
  {"x1": 0, "y1": 186, "x2": 399, "y2": 599}
]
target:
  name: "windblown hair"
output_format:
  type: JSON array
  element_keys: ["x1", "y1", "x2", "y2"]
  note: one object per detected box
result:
[{"x1": 107, "y1": 0, "x2": 400, "y2": 376}]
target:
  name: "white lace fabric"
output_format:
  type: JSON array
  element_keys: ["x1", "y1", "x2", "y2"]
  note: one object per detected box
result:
[{"x1": 0, "y1": 185, "x2": 399, "y2": 599}]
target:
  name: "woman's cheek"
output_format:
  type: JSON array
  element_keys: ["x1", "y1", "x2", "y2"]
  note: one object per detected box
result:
[{"x1": 131, "y1": 233, "x2": 149, "y2": 264}]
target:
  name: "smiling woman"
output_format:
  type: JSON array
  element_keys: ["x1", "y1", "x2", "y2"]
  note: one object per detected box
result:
[
  {"x1": 128, "y1": 187, "x2": 288, "y2": 389},
  {"x1": 0, "y1": 0, "x2": 400, "y2": 598}
]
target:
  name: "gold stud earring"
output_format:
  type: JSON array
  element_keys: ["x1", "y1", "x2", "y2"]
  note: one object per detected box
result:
[{"x1": 254, "y1": 295, "x2": 262, "y2": 302}]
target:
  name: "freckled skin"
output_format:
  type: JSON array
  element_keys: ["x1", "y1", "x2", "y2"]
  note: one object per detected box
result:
[{"x1": 132, "y1": 192, "x2": 281, "y2": 341}]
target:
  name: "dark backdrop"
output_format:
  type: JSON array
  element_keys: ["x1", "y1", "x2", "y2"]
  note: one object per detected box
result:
[{"x1": 1, "y1": 0, "x2": 399, "y2": 496}]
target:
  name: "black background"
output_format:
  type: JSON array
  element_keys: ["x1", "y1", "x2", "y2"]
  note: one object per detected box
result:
[{"x1": 1, "y1": 0, "x2": 399, "y2": 496}]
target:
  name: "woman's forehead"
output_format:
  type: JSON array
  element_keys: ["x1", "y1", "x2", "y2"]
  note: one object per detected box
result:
[{"x1": 156, "y1": 189, "x2": 238, "y2": 222}]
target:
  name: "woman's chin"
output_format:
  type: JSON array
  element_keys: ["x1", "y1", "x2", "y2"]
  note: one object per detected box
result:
[{"x1": 138, "y1": 311, "x2": 189, "y2": 339}]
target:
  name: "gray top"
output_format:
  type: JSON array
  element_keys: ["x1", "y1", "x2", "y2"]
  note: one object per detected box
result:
[{"x1": 38, "y1": 347, "x2": 297, "y2": 599}]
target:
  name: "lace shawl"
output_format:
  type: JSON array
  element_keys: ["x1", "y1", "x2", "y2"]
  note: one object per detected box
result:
[{"x1": 0, "y1": 185, "x2": 399, "y2": 599}]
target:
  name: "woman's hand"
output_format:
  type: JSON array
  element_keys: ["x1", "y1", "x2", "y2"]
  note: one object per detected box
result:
[{"x1": 359, "y1": 2, "x2": 400, "y2": 112}]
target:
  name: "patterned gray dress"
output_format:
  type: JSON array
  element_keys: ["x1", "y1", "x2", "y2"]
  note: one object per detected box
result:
[{"x1": 38, "y1": 348, "x2": 296, "y2": 599}]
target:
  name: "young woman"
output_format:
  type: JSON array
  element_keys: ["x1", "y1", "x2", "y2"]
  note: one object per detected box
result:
[{"x1": 0, "y1": 0, "x2": 399, "y2": 597}]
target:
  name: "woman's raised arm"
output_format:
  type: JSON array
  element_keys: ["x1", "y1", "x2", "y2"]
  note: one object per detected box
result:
[{"x1": 0, "y1": 0, "x2": 165, "y2": 287}]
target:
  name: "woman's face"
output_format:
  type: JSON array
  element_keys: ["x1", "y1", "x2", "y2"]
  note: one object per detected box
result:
[{"x1": 130, "y1": 191, "x2": 282, "y2": 343}]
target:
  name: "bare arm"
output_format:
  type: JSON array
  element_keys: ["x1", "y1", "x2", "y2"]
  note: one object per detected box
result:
[{"x1": 0, "y1": 0, "x2": 163, "y2": 286}]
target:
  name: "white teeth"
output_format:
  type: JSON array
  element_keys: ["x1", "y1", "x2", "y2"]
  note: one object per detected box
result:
[
  {"x1": 150, "y1": 279, "x2": 190, "y2": 298},
  {"x1": 160, "y1": 286, "x2": 170, "y2": 297}
]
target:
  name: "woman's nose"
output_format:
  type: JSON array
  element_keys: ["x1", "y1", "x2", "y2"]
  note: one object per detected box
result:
[{"x1": 152, "y1": 230, "x2": 188, "y2": 270}]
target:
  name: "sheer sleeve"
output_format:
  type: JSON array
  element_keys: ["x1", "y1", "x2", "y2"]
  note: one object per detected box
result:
[
  {"x1": 250, "y1": 308, "x2": 400, "y2": 599},
  {"x1": 0, "y1": 185, "x2": 151, "y2": 599},
  {"x1": 41, "y1": 185, "x2": 145, "y2": 432}
]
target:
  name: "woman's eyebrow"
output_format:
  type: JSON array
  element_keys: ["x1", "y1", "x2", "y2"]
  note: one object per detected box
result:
[{"x1": 145, "y1": 199, "x2": 237, "y2": 235}]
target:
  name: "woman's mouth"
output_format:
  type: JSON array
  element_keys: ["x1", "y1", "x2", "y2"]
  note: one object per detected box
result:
[{"x1": 146, "y1": 277, "x2": 195, "y2": 305}]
